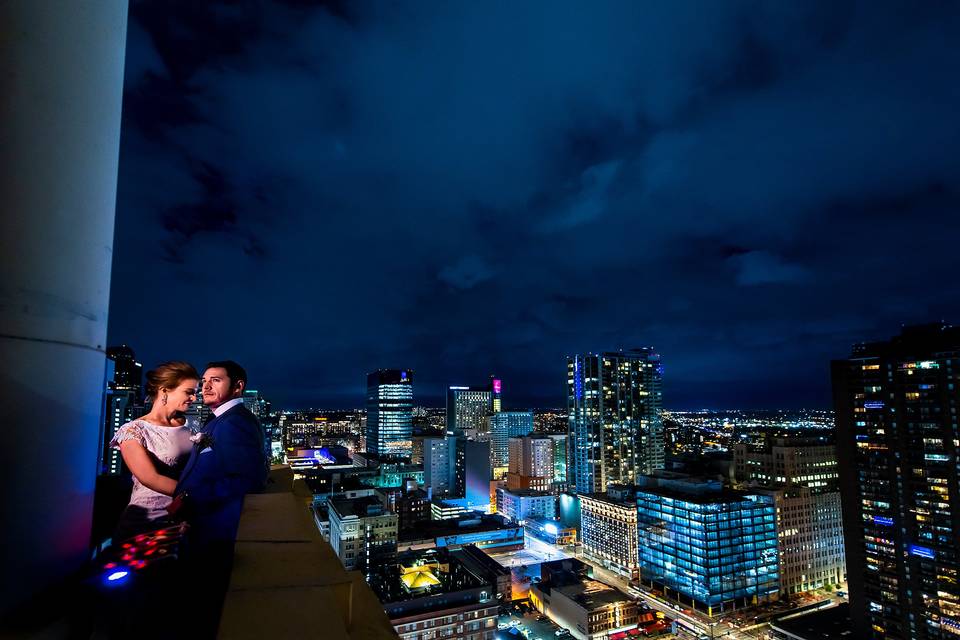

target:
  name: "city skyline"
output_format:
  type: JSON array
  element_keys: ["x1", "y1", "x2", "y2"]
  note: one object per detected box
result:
[{"x1": 106, "y1": 2, "x2": 960, "y2": 410}]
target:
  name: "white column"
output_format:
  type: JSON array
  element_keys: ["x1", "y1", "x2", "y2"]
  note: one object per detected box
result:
[{"x1": 0, "y1": 1, "x2": 128, "y2": 614}]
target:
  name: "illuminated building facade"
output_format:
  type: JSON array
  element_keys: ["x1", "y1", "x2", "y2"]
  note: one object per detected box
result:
[
  {"x1": 734, "y1": 436, "x2": 846, "y2": 595},
  {"x1": 489, "y1": 411, "x2": 533, "y2": 478},
  {"x1": 567, "y1": 349, "x2": 664, "y2": 494},
  {"x1": 635, "y1": 477, "x2": 779, "y2": 617},
  {"x1": 366, "y1": 369, "x2": 414, "y2": 457},
  {"x1": 446, "y1": 384, "x2": 492, "y2": 437},
  {"x1": 241, "y1": 388, "x2": 268, "y2": 418},
  {"x1": 99, "y1": 345, "x2": 143, "y2": 476},
  {"x1": 495, "y1": 487, "x2": 556, "y2": 523},
  {"x1": 506, "y1": 435, "x2": 554, "y2": 491},
  {"x1": 524, "y1": 516, "x2": 577, "y2": 545},
  {"x1": 833, "y1": 324, "x2": 960, "y2": 639},
  {"x1": 328, "y1": 494, "x2": 398, "y2": 574},
  {"x1": 579, "y1": 490, "x2": 640, "y2": 582},
  {"x1": 423, "y1": 437, "x2": 455, "y2": 496},
  {"x1": 549, "y1": 434, "x2": 568, "y2": 485}
]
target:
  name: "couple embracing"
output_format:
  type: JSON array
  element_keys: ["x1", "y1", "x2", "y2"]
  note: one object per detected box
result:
[{"x1": 109, "y1": 359, "x2": 266, "y2": 634}]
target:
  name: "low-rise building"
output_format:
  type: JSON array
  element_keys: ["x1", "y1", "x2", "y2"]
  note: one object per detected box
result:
[
  {"x1": 495, "y1": 487, "x2": 556, "y2": 524},
  {"x1": 398, "y1": 513, "x2": 524, "y2": 553},
  {"x1": 524, "y1": 516, "x2": 577, "y2": 546},
  {"x1": 369, "y1": 548, "x2": 499, "y2": 640},
  {"x1": 531, "y1": 558, "x2": 640, "y2": 640}
]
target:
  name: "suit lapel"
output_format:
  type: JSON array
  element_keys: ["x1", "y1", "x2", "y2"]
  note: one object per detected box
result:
[{"x1": 179, "y1": 413, "x2": 222, "y2": 486}]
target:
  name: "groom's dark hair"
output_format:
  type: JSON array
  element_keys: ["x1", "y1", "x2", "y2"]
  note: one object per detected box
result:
[{"x1": 206, "y1": 360, "x2": 248, "y2": 388}]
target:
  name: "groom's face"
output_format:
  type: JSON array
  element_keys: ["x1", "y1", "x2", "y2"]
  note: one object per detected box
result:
[{"x1": 202, "y1": 367, "x2": 243, "y2": 409}]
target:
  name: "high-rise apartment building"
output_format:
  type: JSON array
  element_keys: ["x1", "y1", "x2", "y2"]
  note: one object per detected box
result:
[
  {"x1": 98, "y1": 345, "x2": 143, "y2": 476},
  {"x1": 567, "y1": 349, "x2": 664, "y2": 494},
  {"x1": 489, "y1": 411, "x2": 533, "y2": 479},
  {"x1": 446, "y1": 383, "x2": 493, "y2": 437},
  {"x1": 833, "y1": 324, "x2": 960, "y2": 639},
  {"x1": 506, "y1": 436, "x2": 554, "y2": 492},
  {"x1": 423, "y1": 437, "x2": 455, "y2": 496},
  {"x1": 635, "y1": 474, "x2": 779, "y2": 617},
  {"x1": 733, "y1": 436, "x2": 846, "y2": 595},
  {"x1": 366, "y1": 369, "x2": 414, "y2": 458}
]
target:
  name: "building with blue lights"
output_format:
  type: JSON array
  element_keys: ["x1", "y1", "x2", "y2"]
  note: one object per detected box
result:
[
  {"x1": 567, "y1": 349, "x2": 664, "y2": 494},
  {"x1": 833, "y1": 324, "x2": 960, "y2": 639},
  {"x1": 366, "y1": 369, "x2": 414, "y2": 458},
  {"x1": 635, "y1": 475, "x2": 779, "y2": 617},
  {"x1": 495, "y1": 487, "x2": 556, "y2": 524},
  {"x1": 489, "y1": 411, "x2": 533, "y2": 478},
  {"x1": 524, "y1": 516, "x2": 576, "y2": 545}
]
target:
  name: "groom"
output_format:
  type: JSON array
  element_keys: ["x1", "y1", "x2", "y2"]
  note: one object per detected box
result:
[{"x1": 173, "y1": 360, "x2": 266, "y2": 635}]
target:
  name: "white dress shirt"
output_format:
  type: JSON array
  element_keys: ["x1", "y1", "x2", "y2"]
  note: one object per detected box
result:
[{"x1": 213, "y1": 397, "x2": 244, "y2": 417}]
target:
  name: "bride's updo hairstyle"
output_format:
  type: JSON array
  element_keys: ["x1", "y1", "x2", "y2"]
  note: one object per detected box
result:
[{"x1": 144, "y1": 361, "x2": 200, "y2": 400}]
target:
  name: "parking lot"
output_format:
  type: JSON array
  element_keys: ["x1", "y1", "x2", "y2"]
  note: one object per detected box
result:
[{"x1": 495, "y1": 603, "x2": 573, "y2": 640}]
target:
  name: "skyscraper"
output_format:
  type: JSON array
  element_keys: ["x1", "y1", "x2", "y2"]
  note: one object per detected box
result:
[
  {"x1": 733, "y1": 436, "x2": 846, "y2": 595},
  {"x1": 833, "y1": 324, "x2": 960, "y2": 639},
  {"x1": 488, "y1": 411, "x2": 533, "y2": 479},
  {"x1": 446, "y1": 381, "x2": 496, "y2": 437},
  {"x1": 506, "y1": 436, "x2": 554, "y2": 492},
  {"x1": 567, "y1": 349, "x2": 664, "y2": 494},
  {"x1": 423, "y1": 436, "x2": 455, "y2": 496},
  {"x1": 98, "y1": 345, "x2": 143, "y2": 475},
  {"x1": 366, "y1": 369, "x2": 414, "y2": 458}
]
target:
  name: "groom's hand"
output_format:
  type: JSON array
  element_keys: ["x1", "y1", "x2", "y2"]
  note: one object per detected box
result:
[{"x1": 167, "y1": 492, "x2": 189, "y2": 519}]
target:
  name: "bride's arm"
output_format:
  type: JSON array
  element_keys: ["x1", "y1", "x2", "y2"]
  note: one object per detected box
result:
[{"x1": 119, "y1": 441, "x2": 178, "y2": 496}]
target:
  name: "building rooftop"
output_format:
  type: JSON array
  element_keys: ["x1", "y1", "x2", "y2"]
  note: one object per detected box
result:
[
  {"x1": 770, "y1": 603, "x2": 856, "y2": 640},
  {"x1": 399, "y1": 513, "x2": 518, "y2": 541},
  {"x1": 499, "y1": 488, "x2": 553, "y2": 498},
  {"x1": 329, "y1": 494, "x2": 389, "y2": 519},
  {"x1": 368, "y1": 548, "x2": 490, "y2": 611},
  {"x1": 554, "y1": 579, "x2": 632, "y2": 611}
]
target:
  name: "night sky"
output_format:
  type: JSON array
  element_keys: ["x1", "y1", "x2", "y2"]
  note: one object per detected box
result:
[{"x1": 108, "y1": 1, "x2": 960, "y2": 410}]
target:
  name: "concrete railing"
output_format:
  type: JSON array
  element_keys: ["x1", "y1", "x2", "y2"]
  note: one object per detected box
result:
[{"x1": 218, "y1": 466, "x2": 398, "y2": 639}]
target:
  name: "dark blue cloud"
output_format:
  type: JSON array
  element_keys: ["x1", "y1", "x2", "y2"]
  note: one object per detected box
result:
[{"x1": 109, "y1": 0, "x2": 960, "y2": 409}]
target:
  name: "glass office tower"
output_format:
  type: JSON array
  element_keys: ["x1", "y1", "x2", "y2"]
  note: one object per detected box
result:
[
  {"x1": 489, "y1": 411, "x2": 533, "y2": 477},
  {"x1": 366, "y1": 369, "x2": 414, "y2": 457},
  {"x1": 567, "y1": 349, "x2": 664, "y2": 494},
  {"x1": 833, "y1": 324, "x2": 960, "y2": 639},
  {"x1": 636, "y1": 480, "x2": 779, "y2": 617}
]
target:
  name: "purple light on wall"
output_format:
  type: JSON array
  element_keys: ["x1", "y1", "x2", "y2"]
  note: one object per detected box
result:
[
  {"x1": 873, "y1": 516, "x2": 894, "y2": 526},
  {"x1": 492, "y1": 379, "x2": 502, "y2": 394},
  {"x1": 864, "y1": 401, "x2": 885, "y2": 409}
]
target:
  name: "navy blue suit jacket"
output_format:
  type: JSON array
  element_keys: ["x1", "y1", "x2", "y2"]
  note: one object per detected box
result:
[{"x1": 176, "y1": 403, "x2": 267, "y2": 546}]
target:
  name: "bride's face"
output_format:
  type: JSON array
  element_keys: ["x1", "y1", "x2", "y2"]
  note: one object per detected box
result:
[{"x1": 165, "y1": 379, "x2": 198, "y2": 413}]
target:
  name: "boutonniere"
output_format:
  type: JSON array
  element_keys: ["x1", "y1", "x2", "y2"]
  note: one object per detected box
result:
[{"x1": 190, "y1": 432, "x2": 214, "y2": 450}]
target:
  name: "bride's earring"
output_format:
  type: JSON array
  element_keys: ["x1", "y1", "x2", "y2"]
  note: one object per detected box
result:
[{"x1": 162, "y1": 394, "x2": 168, "y2": 406}]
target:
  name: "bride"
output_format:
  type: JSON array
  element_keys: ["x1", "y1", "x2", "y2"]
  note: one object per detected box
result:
[{"x1": 110, "y1": 361, "x2": 199, "y2": 540}]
